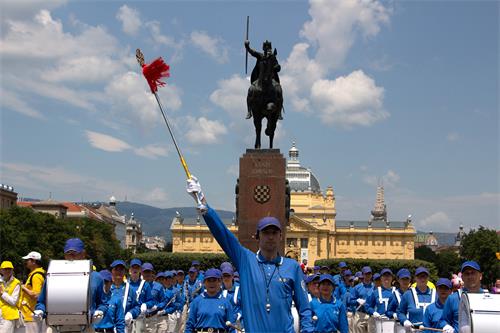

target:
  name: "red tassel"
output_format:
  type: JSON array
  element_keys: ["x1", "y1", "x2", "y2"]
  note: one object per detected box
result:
[{"x1": 142, "y1": 57, "x2": 170, "y2": 93}]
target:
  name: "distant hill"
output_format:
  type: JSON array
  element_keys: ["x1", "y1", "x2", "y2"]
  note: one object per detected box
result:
[{"x1": 115, "y1": 201, "x2": 234, "y2": 241}]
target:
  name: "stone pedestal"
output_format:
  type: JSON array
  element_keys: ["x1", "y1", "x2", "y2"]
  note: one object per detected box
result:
[{"x1": 237, "y1": 149, "x2": 287, "y2": 253}]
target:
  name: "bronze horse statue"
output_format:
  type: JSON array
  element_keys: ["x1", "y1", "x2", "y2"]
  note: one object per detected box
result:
[{"x1": 245, "y1": 40, "x2": 283, "y2": 149}]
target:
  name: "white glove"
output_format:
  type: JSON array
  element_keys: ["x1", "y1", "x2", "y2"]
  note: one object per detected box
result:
[
  {"x1": 347, "y1": 311, "x2": 353, "y2": 318},
  {"x1": 93, "y1": 310, "x2": 103, "y2": 323},
  {"x1": 33, "y1": 309, "x2": 44, "y2": 321},
  {"x1": 372, "y1": 311, "x2": 380, "y2": 319},
  {"x1": 140, "y1": 303, "x2": 147, "y2": 315},
  {"x1": 443, "y1": 325, "x2": 455, "y2": 333},
  {"x1": 124, "y1": 312, "x2": 133, "y2": 325},
  {"x1": 403, "y1": 320, "x2": 412, "y2": 328},
  {"x1": 356, "y1": 298, "x2": 366, "y2": 306},
  {"x1": 151, "y1": 305, "x2": 157, "y2": 311},
  {"x1": 157, "y1": 309, "x2": 166, "y2": 316},
  {"x1": 186, "y1": 176, "x2": 206, "y2": 210},
  {"x1": 393, "y1": 313, "x2": 398, "y2": 320}
]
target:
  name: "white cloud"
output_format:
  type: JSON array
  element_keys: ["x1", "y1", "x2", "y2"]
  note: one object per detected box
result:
[
  {"x1": 85, "y1": 130, "x2": 131, "y2": 152},
  {"x1": 116, "y1": 5, "x2": 142, "y2": 36},
  {"x1": 311, "y1": 70, "x2": 388, "y2": 127},
  {"x1": 134, "y1": 144, "x2": 169, "y2": 159},
  {"x1": 144, "y1": 187, "x2": 168, "y2": 203},
  {"x1": 184, "y1": 116, "x2": 228, "y2": 144},
  {"x1": 418, "y1": 211, "x2": 453, "y2": 231},
  {"x1": 209, "y1": 75, "x2": 247, "y2": 116},
  {"x1": 190, "y1": 30, "x2": 229, "y2": 64},
  {"x1": 446, "y1": 132, "x2": 460, "y2": 142},
  {"x1": 145, "y1": 21, "x2": 184, "y2": 62},
  {"x1": 1, "y1": 90, "x2": 44, "y2": 119},
  {"x1": 363, "y1": 169, "x2": 400, "y2": 188},
  {"x1": 42, "y1": 56, "x2": 123, "y2": 83},
  {"x1": 0, "y1": 0, "x2": 67, "y2": 21}
]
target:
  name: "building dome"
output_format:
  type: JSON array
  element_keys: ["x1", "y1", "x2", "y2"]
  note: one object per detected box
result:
[{"x1": 286, "y1": 142, "x2": 321, "y2": 193}]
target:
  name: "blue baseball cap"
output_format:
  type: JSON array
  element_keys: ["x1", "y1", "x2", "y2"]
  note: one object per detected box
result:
[
  {"x1": 313, "y1": 266, "x2": 320, "y2": 271},
  {"x1": 204, "y1": 268, "x2": 222, "y2": 280},
  {"x1": 338, "y1": 261, "x2": 348, "y2": 268},
  {"x1": 319, "y1": 274, "x2": 335, "y2": 285},
  {"x1": 110, "y1": 259, "x2": 127, "y2": 268},
  {"x1": 221, "y1": 266, "x2": 234, "y2": 275},
  {"x1": 177, "y1": 270, "x2": 185, "y2": 275},
  {"x1": 141, "y1": 263, "x2": 154, "y2": 272},
  {"x1": 380, "y1": 268, "x2": 393, "y2": 276},
  {"x1": 397, "y1": 268, "x2": 411, "y2": 279},
  {"x1": 156, "y1": 272, "x2": 166, "y2": 279},
  {"x1": 355, "y1": 271, "x2": 362, "y2": 278},
  {"x1": 99, "y1": 270, "x2": 112, "y2": 282},
  {"x1": 64, "y1": 238, "x2": 85, "y2": 253},
  {"x1": 191, "y1": 260, "x2": 200, "y2": 266},
  {"x1": 461, "y1": 261, "x2": 481, "y2": 272},
  {"x1": 343, "y1": 269, "x2": 352, "y2": 276},
  {"x1": 164, "y1": 271, "x2": 174, "y2": 278},
  {"x1": 436, "y1": 278, "x2": 452, "y2": 289},
  {"x1": 361, "y1": 266, "x2": 372, "y2": 274},
  {"x1": 305, "y1": 274, "x2": 320, "y2": 284},
  {"x1": 415, "y1": 267, "x2": 429, "y2": 276},
  {"x1": 220, "y1": 262, "x2": 232, "y2": 270},
  {"x1": 256, "y1": 216, "x2": 281, "y2": 232},
  {"x1": 188, "y1": 266, "x2": 198, "y2": 273},
  {"x1": 373, "y1": 273, "x2": 381, "y2": 280},
  {"x1": 130, "y1": 258, "x2": 142, "y2": 267},
  {"x1": 320, "y1": 265, "x2": 329, "y2": 271}
]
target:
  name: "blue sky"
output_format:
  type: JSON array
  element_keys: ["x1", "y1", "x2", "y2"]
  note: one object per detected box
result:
[{"x1": 1, "y1": 0, "x2": 498, "y2": 232}]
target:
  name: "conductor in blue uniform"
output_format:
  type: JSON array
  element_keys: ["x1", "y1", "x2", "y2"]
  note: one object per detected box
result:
[{"x1": 187, "y1": 176, "x2": 314, "y2": 333}]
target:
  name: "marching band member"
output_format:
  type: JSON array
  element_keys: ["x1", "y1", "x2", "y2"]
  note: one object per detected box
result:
[
  {"x1": 221, "y1": 266, "x2": 242, "y2": 330},
  {"x1": 109, "y1": 260, "x2": 141, "y2": 329},
  {"x1": 18, "y1": 251, "x2": 45, "y2": 333},
  {"x1": 305, "y1": 274, "x2": 320, "y2": 301},
  {"x1": 0, "y1": 261, "x2": 21, "y2": 333},
  {"x1": 186, "y1": 176, "x2": 314, "y2": 333},
  {"x1": 349, "y1": 266, "x2": 374, "y2": 333},
  {"x1": 422, "y1": 278, "x2": 452, "y2": 332},
  {"x1": 439, "y1": 261, "x2": 485, "y2": 333},
  {"x1": 333, "y1": 262, "x2": 348, "y2": 289},
  {"x1": 386, "y1": 268, "x2": 411, "y2": 333},
  {"x1": 127, "y1": 259, "x2": 150, "y2": 333},
  {"x1": 34, "y1": 238, "x2": 106, "y2": 323},
  {"x1": 338, "y1": 271, "x2": 356, "y2": 332},
  {"x1": 366, "y1": 268, "x2": 394, "y2": 319},
  {"x1": 309, "y1": 274, "x2": 348, "y2": 333},
  {"x1": 397, "y1": 266, "x2": 435, "y2": 331},
  {"x1": 94, "y1": 270, "x2": 125, "y2": 333},
  {"x1": 184, "y1": 268, "x2": 235, "y2": 333},
  {"x1": 372, "y1": 273, "x2": 382, "y2": 289},
  {"x1": 186, "y1": 268, "x2": 203, "y2": 303}
]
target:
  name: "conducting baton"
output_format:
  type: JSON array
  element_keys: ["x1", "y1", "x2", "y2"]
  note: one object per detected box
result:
[{"x1": 136, "y1": 49, "x2": 204, "y2": 209}]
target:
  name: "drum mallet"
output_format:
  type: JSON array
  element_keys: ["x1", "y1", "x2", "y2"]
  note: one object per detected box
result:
[
  {"x1": 21, "y1": 301, "x2": 35, "y2": 314},
  {"x1": 226, "y1": 321, "x2": 243, "y2": 332},
  {"x1": 418, "y1": 326, "x2": 444, "y2": 332}
]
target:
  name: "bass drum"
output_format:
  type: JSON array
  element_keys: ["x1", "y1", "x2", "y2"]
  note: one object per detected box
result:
[
  {"x1": 459, "y1": 292, "x2": 500, "y2": 333},
  {"x1": 46, "y1": 260, "x2": 91, "y2": 328},
  {"x1": 375, "y1": 317, "x2": 394, "y2": 333}
]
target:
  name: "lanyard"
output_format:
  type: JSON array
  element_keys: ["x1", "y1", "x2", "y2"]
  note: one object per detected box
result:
[{"x1": 258, "y1": 262, "x2": 278, "y2": 312}]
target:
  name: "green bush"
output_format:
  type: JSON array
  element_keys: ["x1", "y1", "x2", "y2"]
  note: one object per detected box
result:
[
  {"x1": 135, "y1": 252, "x2": 230, "y2": 273},
  {"x1": 314, "y1": 258, "x2": 438, "y2": 282}
]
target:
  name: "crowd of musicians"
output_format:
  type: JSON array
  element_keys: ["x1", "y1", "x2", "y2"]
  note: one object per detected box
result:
[{"x1": 1, "y1": 237, "x2": 499, "y2": 333}]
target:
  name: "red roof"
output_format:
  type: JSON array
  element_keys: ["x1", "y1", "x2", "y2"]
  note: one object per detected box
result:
[
  {"x1": 17, "y1": 201, "x2": 33, "y2": 207},
  {"x1": 62, "y1": 202, "x2": 84, "y2": 212}
]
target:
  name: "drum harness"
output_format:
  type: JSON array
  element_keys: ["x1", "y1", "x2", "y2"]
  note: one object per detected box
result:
[
  {"x1": 410, "y1": 287, "x2": 436, "y2": 313},
  {"x1": 377, "y1": 286, "x2": 395, "y2": 315}
]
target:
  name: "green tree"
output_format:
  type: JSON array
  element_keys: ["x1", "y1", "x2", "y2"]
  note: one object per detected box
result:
[
  {"x1": 460, "y1": 226, "x2": 500, "y2": 286},
  {"x1": 414, "y1": 245, "x2": 437, "y2": 263},
  {"x1": 435, "y1": 249, "x2": 460, "y2": 278}
]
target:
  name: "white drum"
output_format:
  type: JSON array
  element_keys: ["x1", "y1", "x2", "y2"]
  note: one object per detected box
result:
[
  {"x1": 291, "y1": 303, "x2": 299, "y2": 333},
  {"x1": 375, "y1": 317, "x2": 394, "y2": 333},
  {"x1": 459, "y1": 292, "x2": 500, "y2": 333},
  {"x1": 393, "y1": 321, "x2": 405, "y2": 333},
  {"x1": 45, "y1": 260, "x2": 91, "y2": 329}
]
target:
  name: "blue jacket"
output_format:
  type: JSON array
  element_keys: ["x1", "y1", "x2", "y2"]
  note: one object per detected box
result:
[
  {"x1": 110, "y1": 282, "x2": 140, "y2": 318},
  {"x1": 438, "y1": 289, "x2": 484, "y2": 332},
  {"x1": 348, "y1": 282, "x2": 374, "y2": 313},
  {"x1": 397, "y1": 287, "x2": 436, "y2": 325},
  {"x1": 203, "y1": 206, "x2": 314, "y2": 333},
  {"x1": 128, "y1": 278, "x2": 150, "y2": 309},
  {"x1": 366, "y1": 286, "x2": 394, "y2": 315},
  {"x1": 156, "y1": 286, "x2": 178, "y2": 314},
  {"x1": 94, "y1": 291, "x2": 125, "y2": 333},
  {"x1": 310, "y1": 296, "x2": 348, "y2": 333},
  {"x1": 36, "y1": 270, "x2": 106, "y2": 316},
  {"x1": 386, "y1": 288, "x2": 405, "y2": 319},
  {"x1": 423, "y1": 299, "x2": 445, "y2": 332},
  {"x1": 184, "y1": 291, "x2": 235, "y2": 333}
]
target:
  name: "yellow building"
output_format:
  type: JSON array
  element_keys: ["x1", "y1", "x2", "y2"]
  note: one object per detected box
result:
[{"x1": 171, "y1": 143, "x2": 415, "y2": 262}]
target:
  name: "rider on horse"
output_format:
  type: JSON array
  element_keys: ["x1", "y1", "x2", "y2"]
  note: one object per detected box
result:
[{"x1": 245, "y1": 39, "x2": 283, "y2": 120}]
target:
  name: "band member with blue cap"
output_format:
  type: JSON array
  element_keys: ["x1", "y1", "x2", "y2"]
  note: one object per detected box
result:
[
  {"x1": 94, "y1": 270, "x2": 125, "y2": 333},
  {"x1": 349, "y1": 266, "x2": 373, "y2": 333},
  {"x1": 333, "y1": 261, "x2": 348, "y2": 287},
  {"x1": 423, "y1": 278, "x2": 452, "y2": 332},
  {"x1": 439, "y1": 261, "x2": 484, "y2": 333},
  {"x1": 34, "y1": 238, "x2": 106, "y2": 322},
  {"x1": 109, "y1": 260, "x2": 142, "y2": 327},
  {"x1": 397, "y1": 266, "x2": 435, "y2": 330},
  {"x1": 366, "y1": 268, "x2": 394, "y2": 319},
  {"x1": 386, "y1": 268, "x2": 411, "y2": 333},
  {"x1": 186, "y1": 176, "x2": 314, "y2": 333},
  {"x1": 310, "y1": 274, "x2": 348, "y2": 333},
  {"x1": 185, "y1": 268, "x2": 235, "y2": 333}
]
